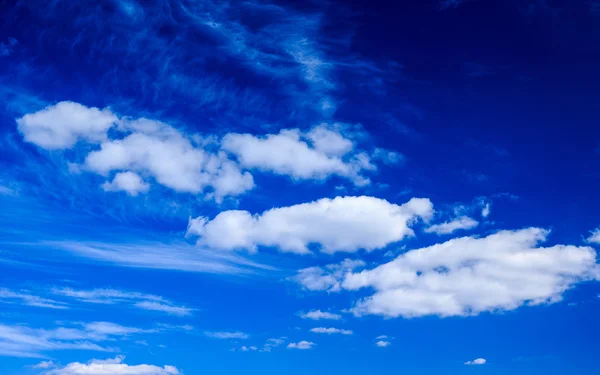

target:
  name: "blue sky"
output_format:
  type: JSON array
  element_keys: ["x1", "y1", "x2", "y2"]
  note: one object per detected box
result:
[{"x1": 1, "y1": 0, "x2": 599, "y2": 374}]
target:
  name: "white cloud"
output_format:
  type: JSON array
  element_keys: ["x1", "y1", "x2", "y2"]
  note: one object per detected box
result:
[
  {"x1": 293, "y1": 259, "x2": 365, "y2": 292},
  {"x1": 46, "y1": 241, "x2": 273, "y2": 275},
  {"x1": 375, "y1": 335, "x2": 388, "y2": 340},
  {"x1": 85, "y1": 118, "x2": 253, "y2": 201},
  {"x1": 0, "y1": 288, "x2": 68, "y2": 309},
  {"x1": 309, "y1": 327, "x2": 352, "y2": 335},
  {"x1": 33, "y1": 361, "x2": 55, "y2": 369},
  {"x1": 587, "y1": 227, "x2": 600, "y2": 244},
  {"x1": 296, "y1": 228, "x2": 598, "y2": 318},
  {"x1": 187, "y1": 196, "x2": 433, "y2": 254},
  {"x1": 52, "y1": 287, "x2": 193, "y2": 316},
  {"x1": 424, "y1": 216, "x2": 479, "y2": 235},
  {"x1": 222, "y1": 124, "x2": 384, "y2": 185},
  {"x1": 287, "y1": 341, "x2": 315, "y2": 350},
  {"x1": 16, "y1": 101, "x2": 117, "y2": 149},
  {"x1": 465, "y1": 358, "x2": 486, "y2": 365},
  {"x1": 101, "y1": 171, "x2": 150, "y2": 196},
  {"x1": 46, "y1": 356, "x2": 179, "y2": 375},
  {"x1": 375, "y1": 340, "x2": 390, "y2": 347},
  {"x1": 239, "y1": 345, "x2": 258, "y2": 352},
  {"x1": 132, "y1": 301, "x2": 193, "y2": 317},
  {"x1": 0, "y1": 321, "x2": 151, "y2": 358},
  {"x1": 298, "y1": 310, "x2": 341, "y2": 320},
  {"x1": 205, "y1": 331, "x2": 248, "y2": 340},
  {"x1": 481, "y1": 202, "x2": 491, "y2": 218}
]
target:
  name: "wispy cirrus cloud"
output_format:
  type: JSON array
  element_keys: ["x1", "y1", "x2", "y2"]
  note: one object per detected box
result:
[
  {"x1": 52, "y1": 287, "x2": 194, "y2": 316},
  {"x1": 0, "y1": 288, "x2": 68, "y2": 310},
  {"x1": 204, "y1": 331, "x2": 248, "y2": 340}
]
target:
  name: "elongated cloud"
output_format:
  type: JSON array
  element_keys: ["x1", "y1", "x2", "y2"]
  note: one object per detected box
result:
[
  {"x1": 205, "y1": 331, "x2": 248, "y2": 340},
  {"x1": 424, "y1": 216, "x2": 479, "y2": 235},
  {"x1": 298, "y1": 310, "x2": 341, "y2": 320},
  {"x1": 310, "y1": 327, "x2": 352, "y2": 335},
  {"x1": 187, "y1": 196, "x2": 433, "y2": 254},
  {"x1": 294, "y1": 228, "x2": 598, "y2": 318}
]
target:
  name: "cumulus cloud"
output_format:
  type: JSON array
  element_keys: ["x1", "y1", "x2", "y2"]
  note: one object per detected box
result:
[
  {"x1": 376, "y1": 340, "x2": 390, "y2": 347},
  {"x1": 205, "y1": 331, "x2": 248, "y2": 340},
  {"x1": 465, "y1": 358, "x2": 486, "y2": 365},
  {"x1": 17, "y1": 103, "x2": 254, "y2": 201},
  {"x1": 298, "y1": 310, "x2": 341, "y2": 320},
  {"x1": 310, "y1": 327, "x2": 352, "y2": 335},
  {"x1": 586, "y1": 227, "x2": 600, "y2": 244},
  {"x1": 294, "y1": 228, "x2": 598, "y2": 318},
  {"x1": 187, "y1": 196, "x2": 433, "y2": 254},
  {"x1": 287, "y1": 341, "x2": 315, "y2": 350},
  {"x1": 101, "y1": 171, "x2": 150, "y2": 196},
  {"x1": 16, "y1": 101, "x2": 118, "y2": 149},
  {"x1": 424, "y1": 216, "x2": 479, "y2": 235},
  {"x1": 46, "y1": 356, "x2": 179, "y2": 375},
  {"x1": 84, "y1": 118, "x2": 254, "y2": 201},
  {"x1": 222, "y1": 124, "x2": 392, "y2": 185}
]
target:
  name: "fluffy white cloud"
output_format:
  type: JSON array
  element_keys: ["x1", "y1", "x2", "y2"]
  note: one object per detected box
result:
[
  {"x1": 187, "y1": 196, "x2": 433, "y2": 254},
  {"x1": 295, "y1": 228, "x2": 598, "y2": 318},
  {"x1": 587, "y1": 227, "x2": 600, "y2": 244},
  {"x1": 424, "y1": 216, "x2": 479, "y2": 235},
  {"x1": 287, "y1": 341, "x2": 315, "y2": 350},
  {"x1": 309, "y1": 327, "x2": 352, "y2": 335},
  {"x1": 298, "y1": 310, "x2": 341, "y2": 320},
  {"x1": 205, "y1": 331, "x2": 248, "y2": 339},
  {"x1": 16, "y1": 101, "x2": 117, "y2": 149},
  {"x1": 85, "y1": 119, "x2": 254, "y2": 201},
  {"x1": 101, "y1": 171, "x2": 150, "y2": 196},
  {"x1": 375, "y1": 340, "x2": 390, "y2": 347},
  {"x1": 464, "y1": 358, "x2": 486, "y2": 365},
  {"x1": 222, "y1": 124, "x2": 387, "y2": 185},
  {"x1": 46, "y1": 356, "x2": 179, "y2": 375}
]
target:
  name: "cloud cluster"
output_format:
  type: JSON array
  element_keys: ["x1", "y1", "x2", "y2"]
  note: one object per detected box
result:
[
  {"x1": 17, "y1": 103, "x2": 400, "y2": 201},
  {"x1": 187, "y1": 196, "x2": 433, "y2": 254},
  {"x1": 587, "y1": 227, "x2": 600, "y2": 244},
  {"x1": 293, "y1": 228, "x2": 598, "y2": 317},
  {"x1": 45, "y1": 356, "x2": 179, "y2": 375}
]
